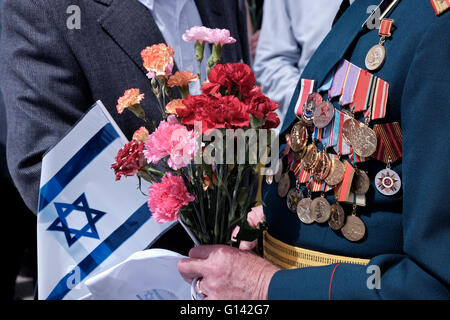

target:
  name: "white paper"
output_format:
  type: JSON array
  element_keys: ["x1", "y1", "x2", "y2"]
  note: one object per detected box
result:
[{"x1": 82, "y1": 249, "x2": 191, "y2": 300}]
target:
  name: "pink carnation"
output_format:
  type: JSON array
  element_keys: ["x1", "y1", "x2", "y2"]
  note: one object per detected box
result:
[
  {"x1": 182, "y1": 26, "x2": 211, "y2": 43},
  {"x1": 247, "y1": 205, "x2": 265, "y2": 229},
  {"x1": 182, "y1": 26, "x2": 236, "y2": 45},
  {"x1": 205, "y1": 28, "x2": 236, "y2": 45},
  {"x1": 144, "y1": 115, "x2": 198, "y2": 170},
  {"x1": 148, "y1": 173, "x2": 195, "y2": 223}
]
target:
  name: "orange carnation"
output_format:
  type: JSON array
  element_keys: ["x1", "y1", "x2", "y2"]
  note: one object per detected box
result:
[
  {"x1": 165, "y1": 99, "x2": 187, "y2": 115},
  {"x1": 168, "y1": 71, "x2": 198, "y2": 88},
  {"x1": 141, "y1": 44, "x2": 175, "y2": 78},
  {"x1": 116, "y1": 89, "x2": 145, "y2": 114},
  {"x1": 132, "y1": 126, "x2": 149, "y2": 143}
]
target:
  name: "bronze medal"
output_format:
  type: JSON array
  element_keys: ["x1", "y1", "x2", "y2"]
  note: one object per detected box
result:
[
  {"x1": 352, "y1": 126, "x2": 378, "y2": 157},
  {"x1": 313, "y1": 101, "x2": 335, "y2": 129},
  {"x1": 290, "y1": 121, "x2": 309, "y2": 153},
  {"x1": 351, "y1": 169, "x2": 371, "y2": 195},
  {"x1": 286, "y1": 188, "x2": 304, "y2": 213},
  {"x1": 341, "y1": 215, "x2": 366, "y2": 242},
  {"x1": 301, "y1": 144, "x2": 318, "y2": 171},
  {"x1": 297, "y1": 198, "x2": 314, "y2": 224},
  {"x1": 365, "y1": 44, "x2": 386, "y2": 71},
  {"x1": 328, "y1": 203, "x2": 345, "y2": 231},
  {"x1": 278, "y1": 173, "x2": 291, "y2": 198},
  {"x1": 342, "y1": 118, "x2": 363, "y2": 146},
  {"x1": 310, "y1": 196, "x2": 331, "y2": 224},
  {"x1": 324, "y1": 158, "x2": 345, "y2": 186},
  {"x1": 302, "y1": 93, "x2": 322, "y2": 125},
  {"x1": 312, "y1": 151, "x2": 331, "y2": 182},
  {"x1": 274, "y1": 159, "x2": 283, "y2": 183}
]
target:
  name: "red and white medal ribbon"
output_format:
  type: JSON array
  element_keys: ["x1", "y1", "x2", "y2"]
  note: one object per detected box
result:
[
  {"x1": 295, "y1": 79, "x2": 316, "y2": 116},
  {"x1": 333, "y1": 109, "x2": 352, "y2": 156}
]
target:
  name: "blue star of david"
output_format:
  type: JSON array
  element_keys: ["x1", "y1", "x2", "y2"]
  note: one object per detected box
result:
[{"x1": 47, "y1": 193, "x2": 106, "y2": 247}]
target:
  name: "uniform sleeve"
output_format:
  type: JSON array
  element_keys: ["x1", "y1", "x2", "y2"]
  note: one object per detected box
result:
[
  {"x1": 252, "y1": 0, "x2": 302, "y2": 128},
  {"x1": 268, "y1": 15, "x2": 450, "y2": 300},
  {"x1": 0, "y1": 0, "x2": 91, "y2": 213}
]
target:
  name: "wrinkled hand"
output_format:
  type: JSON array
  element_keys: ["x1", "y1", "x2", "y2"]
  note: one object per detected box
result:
[{"x1": 177, "y1": 245, "x2": 280, "y2": 300}]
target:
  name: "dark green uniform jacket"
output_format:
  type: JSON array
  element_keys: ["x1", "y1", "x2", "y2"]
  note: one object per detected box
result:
[{"x1": 263, "y1": 0, "x2": 450, "y2": 299}]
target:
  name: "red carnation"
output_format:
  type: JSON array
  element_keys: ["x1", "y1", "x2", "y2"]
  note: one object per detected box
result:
[
  {"x1": 201, "y1": 63, "x2": 256, "y2": 98},
  {"x1": 263, "y1": 112, "x2": 281, "y2": 129},
  {"x1": 180, "y1": 94, "x2": 250, "y2": 133},
  {"x1": 247, "y1": 92, "x2": 279, "y2": 119},
  {"x1": 111, "y1": 140, "x2": 146, "y2": 181}
]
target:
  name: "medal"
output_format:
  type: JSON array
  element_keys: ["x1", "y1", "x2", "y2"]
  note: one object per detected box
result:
[
  {"x1": 341, "y1": 205, "x2": 366, "y2": 242},
  {"x1": 342, "y1": 117, "x2": 363, "y2": 145},
  {"x1": 301, "y1": 144, "x2": 319, "y2": 171},
  {"x1": 274, "y1": 158, "x2": 283, "y2": 183},
  {"x1": 351, "y1": 169, "x2": 371, "y2": 195},
  {"x1": 286, "y1": 185, "x2": 304, "y2": 213},
  {"x1": 290, "y1": 121, "x2": 309, "y2": 153},
  {"x1": 313, "y1": 101, "x2": 335, "y2": 128},
  {"x1": 365, "y1": 19, "x2": 395, "y2": 71},
  {"x1": 352, "y1": 125, "x2": 378, "y2": 158},
  {"x1": 371, "y1": 122, "x2": 402, "y2": 196},
  {"x1": 350, "y1": 70, "x2": 375, "y2": 113},
  {"x1": 302, "y1": 93, "x2": 322, "y2": 125},
  {"x1": 325, "y1": 155, "x2": 345, "y2": 186},
  {"x1": 297, "y1": 197, "x2": 314, "y2": 225},
  {"x1": 375, "y1": 167, "x2": 401, "y2": 196},
  {"x1": 310, "y1": 194, "x2": 331, "y2": 224},
  {"x1": 278, "y1": 172, "x2": 291, "y2": 198},
  {"x1": 312, "y1": 151, "x2": 331, "y2": 182},
  {"x1": 328, "y1": 203, "x2": 345, "y2": 231}
]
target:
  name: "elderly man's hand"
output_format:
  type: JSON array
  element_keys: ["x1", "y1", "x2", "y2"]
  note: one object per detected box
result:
[{"x1": 177, "y1": 245, "x2": 280, "y2": 300}]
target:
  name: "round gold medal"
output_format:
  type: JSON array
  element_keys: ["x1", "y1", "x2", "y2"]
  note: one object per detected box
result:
[
  {"x1": 301, "y1": 144, "x2": 318, "y2": 171},
  {"x1": 324, "y1": 158, "x2": 345, "y2": 186},
  {"x1": 342, "y1": 118, "x2": 363, "y2": 146},
  {"x1": 290, "y1": 121, "x2": 309, "y2": 153},
  {"x1": 312, "y1": 152, "x2": 331, "y2": 182},
  {"x1": 341, "y1": 215, "x2": 366, "y2": 242},
  {"x1": 352, "y1": 126, "x2": 378, "y2": 158},
  {"x1": 365, "y1": 44, "x2": 386, "y2": 71}
]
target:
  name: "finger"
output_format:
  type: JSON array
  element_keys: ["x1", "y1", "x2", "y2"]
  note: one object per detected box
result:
[
  {"x1": 177, "y1": 257, "x2": 208, "y2": 280},
  {"x1": 188, "y1": 244, "x2": 223, "y2": 259}
]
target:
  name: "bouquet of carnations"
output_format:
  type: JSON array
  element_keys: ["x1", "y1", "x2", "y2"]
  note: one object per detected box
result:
[{"x1": 111, "y1": 26, "x2": 279, "y2": 246}]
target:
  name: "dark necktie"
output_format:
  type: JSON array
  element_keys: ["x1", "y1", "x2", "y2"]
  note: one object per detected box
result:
[{"x1": 332, "y1": 0, "x2": 351, "y2": 26}]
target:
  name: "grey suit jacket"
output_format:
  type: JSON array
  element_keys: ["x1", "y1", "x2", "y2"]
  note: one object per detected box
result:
[{"x1": 0, "y1": 0, "x2": 250, "y2": 214}]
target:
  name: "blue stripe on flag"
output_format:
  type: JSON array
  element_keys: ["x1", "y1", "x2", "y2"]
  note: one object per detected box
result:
[
  {"x1": 38, "y1": 123, "x2": 120, "y2": 212},
  {"x1": 46, "y1": 203, "x2": 151, "y2": 300}
]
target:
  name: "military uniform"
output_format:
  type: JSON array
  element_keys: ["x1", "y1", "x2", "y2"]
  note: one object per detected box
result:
[{"x1": 262, "y1": 0, "x2": 450, "y2": 299}]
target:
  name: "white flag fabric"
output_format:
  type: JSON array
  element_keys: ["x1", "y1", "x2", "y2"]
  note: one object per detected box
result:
[
  {"x1": 37, "y1": 101, "x2": 175, "y2": 300},
  {"x1": 82, "y1": 249, "x2": 191, "y2": 300}
]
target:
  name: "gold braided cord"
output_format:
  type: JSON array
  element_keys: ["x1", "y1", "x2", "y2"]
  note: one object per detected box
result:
[{"x1": 263, "y1": 231, "x2": 370, "y2": 269}]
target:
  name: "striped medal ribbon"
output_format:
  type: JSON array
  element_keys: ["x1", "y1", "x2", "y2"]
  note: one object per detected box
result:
[{"x1": 295, "y1": 79, "x2": 316, "y2": 116}]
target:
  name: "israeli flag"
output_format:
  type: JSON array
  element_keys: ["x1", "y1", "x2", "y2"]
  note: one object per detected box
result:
[{"x1": 37, "y1": 101, "x2": 175, "y2": 300}]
